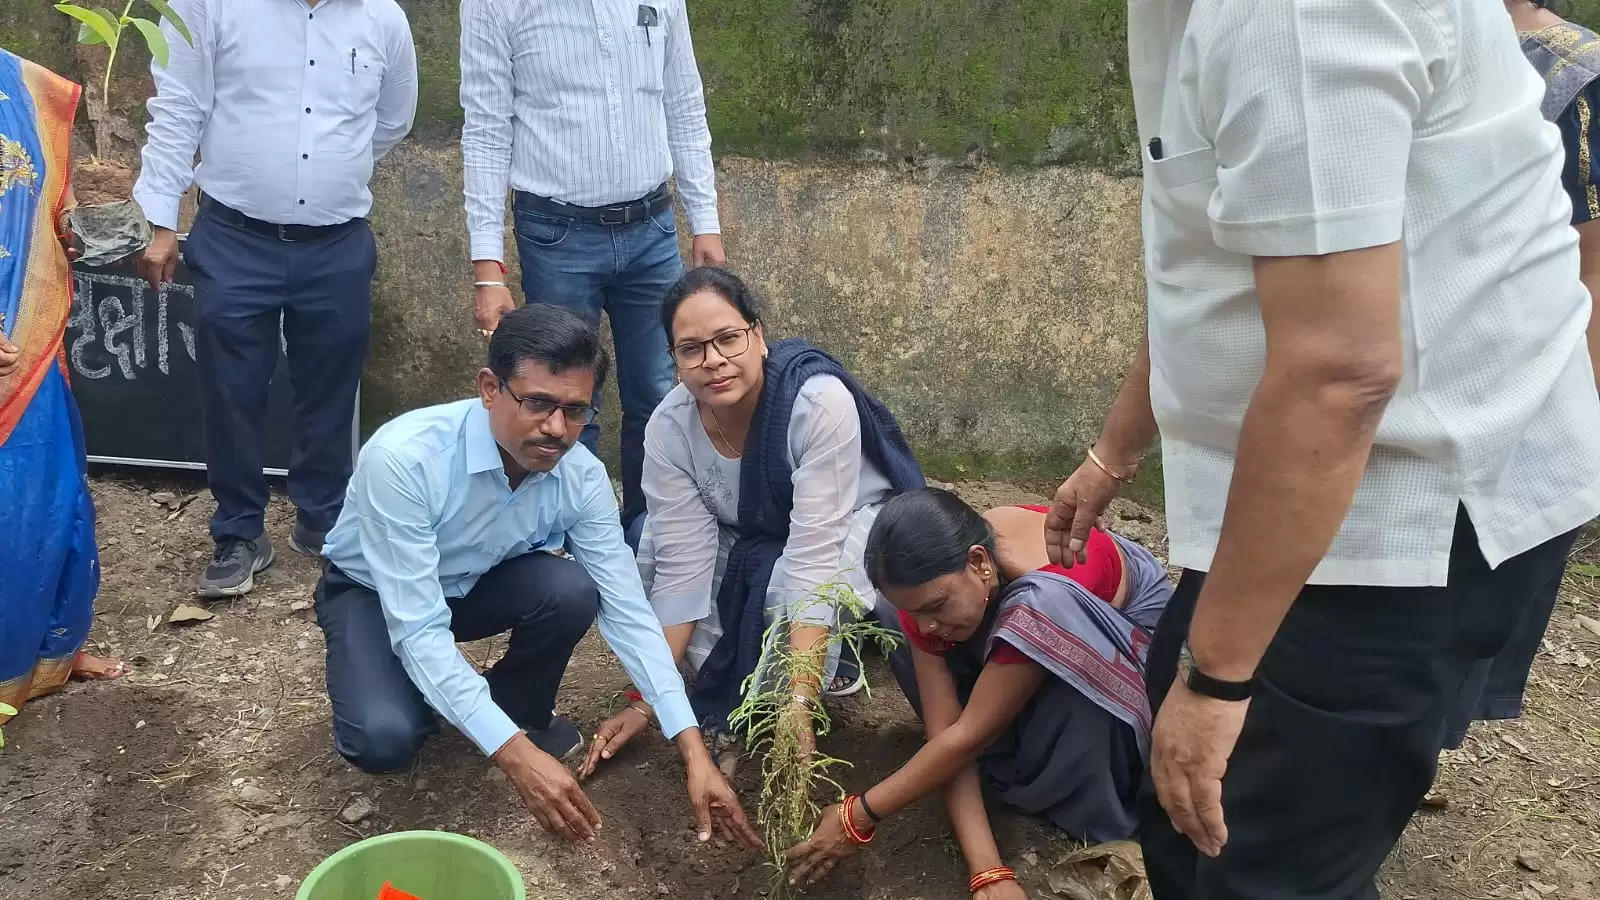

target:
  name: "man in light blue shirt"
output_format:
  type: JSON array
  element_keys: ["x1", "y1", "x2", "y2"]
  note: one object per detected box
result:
[
  {"x1": 317, "y1": 304, "x2": 758, "y2": 846},
  {"x1": 132, "y1": 0, "x2": 418, "y2": 598}
]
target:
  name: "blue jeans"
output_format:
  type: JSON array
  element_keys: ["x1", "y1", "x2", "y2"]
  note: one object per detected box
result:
[{"x1": 512, "y1": 194, "x2": 681, "y2": 528}]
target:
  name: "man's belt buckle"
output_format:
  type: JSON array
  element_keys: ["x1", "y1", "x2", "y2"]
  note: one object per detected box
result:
[
  {"x1": 275, "y1": 223, "x2": 298, "y2": 243},
  {"x1": 597, "y1": 204, "x2": 638, "y2": 226}
]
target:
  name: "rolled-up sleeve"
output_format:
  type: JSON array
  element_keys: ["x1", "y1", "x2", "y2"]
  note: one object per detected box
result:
[
  {"x1": 355, "y1": 449, "x2": 519, "y2": 756},
  {"x1": 1187, "y1": 0, "x2": 1443, "y2": 257},
  {"x1": 566, "y1": 466, "x2": 698, "y2": 738}
]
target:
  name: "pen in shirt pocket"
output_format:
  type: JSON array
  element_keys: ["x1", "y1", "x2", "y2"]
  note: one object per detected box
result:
[{"x1": 350, "y1": 48, "x2": 357, "y2": 74}]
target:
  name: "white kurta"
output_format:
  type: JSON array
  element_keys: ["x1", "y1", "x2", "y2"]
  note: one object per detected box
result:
[{"x1": 637, "y1": 375, "x2": 892, "y2": 673}]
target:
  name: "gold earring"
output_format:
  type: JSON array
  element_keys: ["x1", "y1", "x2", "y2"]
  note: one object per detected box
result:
[{"x1": 982, "y1": 569, "x2": 992, "y2": 578}]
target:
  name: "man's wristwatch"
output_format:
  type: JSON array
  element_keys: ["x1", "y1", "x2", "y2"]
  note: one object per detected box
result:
[{"x1": 1177, "y1": 640, "x2": 1254, "y2": 701}]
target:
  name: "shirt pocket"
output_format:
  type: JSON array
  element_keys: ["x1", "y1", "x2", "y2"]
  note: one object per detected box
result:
[
  {"x1": 625, "y1": 2, "x2": 668, "y2": 96},
  {"x1": 334, "y1": 46, "x2": 386, "y2": 117},
  {"x1": 1143, "y1": 145, "x2": 1253, "y2": 289}
]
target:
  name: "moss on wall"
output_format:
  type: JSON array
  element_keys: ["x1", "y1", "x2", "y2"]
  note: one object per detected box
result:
[
  {"x1": 393, "y1": 0, "x2": 1139, "y2": 171},
  {"x1": 1, "y1": 2, "x2": 78, "y2": 80}
]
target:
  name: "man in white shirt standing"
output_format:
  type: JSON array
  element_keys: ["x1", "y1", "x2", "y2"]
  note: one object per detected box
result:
[
  {"x1": 1044, "y1": 1, "x2": 1600, "y2": 896},
  {"x1": 133, "y1": 0, "x2": 417, "y2": 598},
  {"x1": 460, "y1": 0, "x2": 725, "y2": 545}
]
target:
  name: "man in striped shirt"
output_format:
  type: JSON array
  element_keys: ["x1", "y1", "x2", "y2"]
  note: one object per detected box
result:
[{"x1": 460, "y1": 0, "x2": 724, "y2": 541}]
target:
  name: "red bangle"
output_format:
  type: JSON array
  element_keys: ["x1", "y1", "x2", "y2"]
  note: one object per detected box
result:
[
  {"x1": 839, "y1": 795, "x2": 875, "y2": 844},
  {"x1": 968, "y1": 867, "x2": 1017, "y2": 893},
  {"x1": 623, "y1": 689, "x2": 643, "y2": 704}
]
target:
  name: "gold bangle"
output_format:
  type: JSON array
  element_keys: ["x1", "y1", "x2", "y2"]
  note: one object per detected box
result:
[
  {"x1": 624, "y1": 703, "x2": 651, "y2": 722},
  {"x1": 1086, "y1": 446, "x2": 1138, "y2": 483}
]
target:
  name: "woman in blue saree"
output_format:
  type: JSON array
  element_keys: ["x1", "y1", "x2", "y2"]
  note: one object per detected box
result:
[{"x1": 0, "y1": 50, "x2": 126, "y2": 726}]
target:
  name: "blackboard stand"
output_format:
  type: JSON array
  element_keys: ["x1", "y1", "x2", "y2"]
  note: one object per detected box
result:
[{"x1": 68, "y1": 241, "x2": 358, "y2": 476}]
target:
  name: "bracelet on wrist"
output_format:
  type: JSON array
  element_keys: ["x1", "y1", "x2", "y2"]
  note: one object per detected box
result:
[
  {"x1": 790, "y1": 692, "x2": 820, "y2": 714},
  {"x1": 839, "y1": 794, "x2": 875, "y2": 844},
  {"x1": 1086, "y1": 446, "x2": 1139, "y2": 483},
  {"x1": 857, "y1": 789, "x2": 882, "y2": 823},
  {"x1": 474, "y1": 280, "x2": 507, "y2": 288},
  {"x1": 968, "y1": 866, "x2": 1017, "y2": 893}
]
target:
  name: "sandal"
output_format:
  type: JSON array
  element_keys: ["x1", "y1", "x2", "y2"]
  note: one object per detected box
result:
[{"x1": 823, "y1": 669, "x2": 866, "y2": 698}]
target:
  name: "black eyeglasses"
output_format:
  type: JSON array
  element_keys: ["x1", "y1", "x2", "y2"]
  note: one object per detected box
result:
[
  {"x1": 670, "y1": 325, "x2": 757, "y2": 369},
  {"x1": 499, "y1": 380, "x2": 596, "y2": 426}
]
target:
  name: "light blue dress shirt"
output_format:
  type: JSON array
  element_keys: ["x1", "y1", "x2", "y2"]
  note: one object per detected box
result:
[
  {"x1": 133, "y1": 0, "x2": 418, "y2": 231},
  {"x1": 322, "y1": 398, "x2": 696, "y2": 756}
]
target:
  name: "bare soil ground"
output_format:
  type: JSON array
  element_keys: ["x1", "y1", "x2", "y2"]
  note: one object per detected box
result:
[{"x1": 1, "y1": 472, "x2": 1597, "y2": 900}]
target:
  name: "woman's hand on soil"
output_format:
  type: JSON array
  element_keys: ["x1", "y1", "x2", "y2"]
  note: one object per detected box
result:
[
  {"x1": 684, "y1": 755, "x2": 762, "y2": 848},
  {"x1": 494, "y1": 732, "x2": 603, "y2": 842},
  {"x1": 974, "y1": 879, "x2": 1029, "y2": 900},
  {"x1": 1045, "y1": 456, "x2": 1122, "y2": 567},
  {"x1": 579, "y1": 706, "x2": 649, "y2": 778},
  {"x1": 785, "y1": 803, "x2": 858, "y2": 886}
]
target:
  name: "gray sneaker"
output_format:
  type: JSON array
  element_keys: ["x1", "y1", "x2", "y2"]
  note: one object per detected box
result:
[
  {"x1": 197, "y1": 534, "x2": 275, "y2": 598},
  {"x1": 288, "y1": 521, "x2": 325, "y2": 557}
]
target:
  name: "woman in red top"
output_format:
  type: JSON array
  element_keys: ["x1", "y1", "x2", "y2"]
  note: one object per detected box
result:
[{"x1": 787, "y1": 488, "x2": 1171, "y2": 895}]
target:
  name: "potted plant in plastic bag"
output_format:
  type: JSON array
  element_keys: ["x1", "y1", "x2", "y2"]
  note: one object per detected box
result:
[{"x1": 53, "y1": 0, "x2": 191, "y2": 266}]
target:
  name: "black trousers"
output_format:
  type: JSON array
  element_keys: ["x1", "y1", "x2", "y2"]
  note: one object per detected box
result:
[
  {"x1": 185, "y1": 206, "x2": 374, "y2": 541},
  {"x1": 1139, "y1": 510, "x2": 1580, "y2": 899},
  {"x1": 315, "y1": 552, "x2": 599, "y2": 774}
]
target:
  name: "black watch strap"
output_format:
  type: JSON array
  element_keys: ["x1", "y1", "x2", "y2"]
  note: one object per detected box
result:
[{"x1": 1181, "y1": 641, "x2": 1253, "y2": 701}]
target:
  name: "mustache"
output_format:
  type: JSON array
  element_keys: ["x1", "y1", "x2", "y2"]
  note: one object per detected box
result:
[{"x1": 523, "y1": 437, "x2": 570, "y2": 452}]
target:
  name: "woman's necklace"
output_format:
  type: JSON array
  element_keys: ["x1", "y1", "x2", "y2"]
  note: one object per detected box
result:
[{"x1": 703, "y1": 403, "x2": 743, "y2": 458}]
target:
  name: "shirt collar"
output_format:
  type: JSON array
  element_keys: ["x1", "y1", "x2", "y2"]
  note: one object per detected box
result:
[
  {"x1": 464, "y1": 402, "x2": 506, "y2": 475},
  {"x1": 462, "y1": 401, "x2": 564, "y2": 483}
]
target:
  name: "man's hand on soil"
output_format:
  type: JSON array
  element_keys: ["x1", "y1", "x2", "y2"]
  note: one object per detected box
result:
[
  {"x1": 494, "y1": 732, "x2": 602, "y2": 842},
  {"x1": 677, "y1": 730, "x2": 761, "y2": 849}
]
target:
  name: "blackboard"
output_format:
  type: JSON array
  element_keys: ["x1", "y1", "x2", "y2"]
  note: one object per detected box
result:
[{"x1": 67, "y1": 242, "x2": 356, "y2": 475}]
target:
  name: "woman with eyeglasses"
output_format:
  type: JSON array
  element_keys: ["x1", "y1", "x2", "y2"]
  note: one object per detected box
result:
[{"x1": 579, "y1": 267, "x2": 924, "y2": 772}]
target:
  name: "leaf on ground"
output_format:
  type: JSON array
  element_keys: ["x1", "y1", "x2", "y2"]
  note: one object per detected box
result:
[
  {"x1": 1575, "y1": 614, "x2": 1600, "y2": 639},
  {"x1": 168, "y1": 603, "x2": 214, "y2": 625},
  {"x1": 146, "y1": 614, "x2": 161, "y2": 632},
  {"x1": 1570, "y1": 562, "x2": 1600, "y2": 579},
  {"x1": 289, "y1": 598, "x2": 314, "y2": 612},
  {"x1": 1047, "y1": 841, "x2": 1151, "y2": 900}
]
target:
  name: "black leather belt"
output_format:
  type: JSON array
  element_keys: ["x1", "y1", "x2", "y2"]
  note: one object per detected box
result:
[
  {"x1": 199, "y1": 193, "x2": 361, "y2": 243},
  {"x1": 514, "y1": 183, "x2": 673, "y2": 226}
]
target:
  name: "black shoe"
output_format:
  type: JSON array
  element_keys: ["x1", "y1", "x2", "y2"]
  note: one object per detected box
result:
[
  {"x1": 288, "y1": 521, "x2": 326, "y2": 557},
  {"x1": 196, "y1": 534, "x2": 275, "y2": 598},
  {"x1": 527, "y1": 715, "x2": 583, "y2": 761}
]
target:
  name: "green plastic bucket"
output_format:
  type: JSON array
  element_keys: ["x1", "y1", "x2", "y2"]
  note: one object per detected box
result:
[{"x1": 296, "y1": 831, "x2": 525, "y2": 900}]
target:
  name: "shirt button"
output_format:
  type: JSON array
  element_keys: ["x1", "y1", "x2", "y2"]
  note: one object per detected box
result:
[
  {"x1": 309, "y1": 59, "x2": 316, "y2": 66},
  {"x1": 305, "y1": 107, "x2": 311, "y2": 114},
  {"x1": 298, "y1": 199, "x2": 306, "y2": 205},
  {"x1": 302, "y1": 153, "x2": 309, "y2": 159}
]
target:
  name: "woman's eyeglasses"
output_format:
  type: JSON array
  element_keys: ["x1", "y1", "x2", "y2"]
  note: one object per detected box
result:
[
  {"x1": 670, "y1": 326, "x2": 756, "y2": 369},
  {"x1": 499, "y1": 380, "x2": 596, "y2": 426}
]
